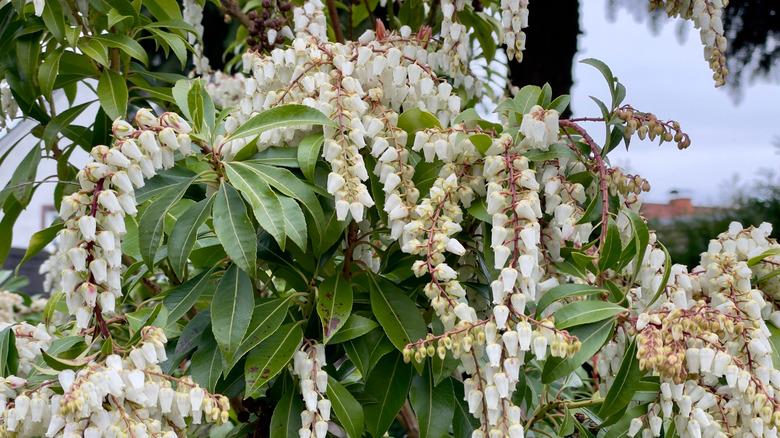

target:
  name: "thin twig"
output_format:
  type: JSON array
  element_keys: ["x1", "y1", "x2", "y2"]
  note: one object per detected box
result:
[{"x1": 325, "y1": 0, "x2": 345, "y2": 43}]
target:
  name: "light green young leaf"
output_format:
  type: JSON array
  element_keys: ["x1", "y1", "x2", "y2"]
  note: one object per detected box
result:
[
  {"x1": 214, "y1": 184, "x2": 257, "y2": 276},
  {"x1": 317, "y1": 272, "x2": 353, "y2": 343},
  {"x1": 211, "y1": 265, "x2": 255, "y2": 366}
]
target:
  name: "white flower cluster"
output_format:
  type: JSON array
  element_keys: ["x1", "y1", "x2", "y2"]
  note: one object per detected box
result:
[
  {"x1": 183, "y1": 0, "x2": 210, "y2": 74},
  {"x1": 292, "y1": 343, "x2": 331, "y2": 438},
  {"x1": 0, "y1": 81, "x2": 19, "y2": 131},
  {"x1": 650, "y1": 0, "x2": 728, "y2": 86},
  {"x1": 500, "y1": 0, "x2": 529, "y2": 61},
  {"x1": 204, "y1": 71, "x2": 246, "y2": 109},
  {"x1": 0, "y1": 291, "x2": 46, "y2": 325},
  {"x1": 226, "y1": 4, "x2": 464, "y2": 222},
  {"x1": 630, "y1": 222, "x2": 780, "y2": 437},
  {"x1": 438, "y1": 0, "x2": 473, "y2": 90},
  {"x1": 50, "y1": 109, "x2": 193, "y2": 328},
  {"x1": 0, "y1": 327, "x2": 229, "y2": 437}
]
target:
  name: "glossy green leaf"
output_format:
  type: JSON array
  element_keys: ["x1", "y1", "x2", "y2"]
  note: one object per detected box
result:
[
  {"x1": 327, "y1": 377, "x2": 364, "y2": 438},
  {"x1": 211, "y1": 265, "x2": 255, "y2": 366},
  {"x1": 270, "y1": 381, "x2": 304, "y2": 438},
  {"x1": 318, "y1": 272, "x2": 353, "y2": 343},
  {"x1": 138, "y1": 176, "x2": 194, "y2": 269},
  {"x1": 600, "y1": 337, "x2": 641, "y2": 418},
  {"x1": 397, "y1": 108, "x2": 442, "y2": 138},
  {"x1": 0, "y1": 326, "x2": 18, "y2": 377},
  {"x1": 214, "y1": 184, "x2": 257, "y2": 276},
  {"x1": 327, "y1": 314, "x2": 378, "y2": 344},
  {"x1": 542, "y1": 318, "x2": 614, "y2": 383},
  {"x1": 599, "y1": 219, "x2": 622, "y2": 272},
  {"x1": 97, "y1": 69, "x2": 128, "y2": 121},
  {"x1": 228, "y1": 295, "x2": 295, "y2": 371},
  {"x1": 94, "y1": 34, "x2": 149, "y2": 65},
  {"x1": 41, "y1": 0, "x2": 65, "y2": 41},
  {"x1": 163, "y1": 266, "x2": 216, "y2": 324},
  {"x1": 168, "y1": 195, "x2": 215, "y2": 279},
  {"x1": 278, "y1": 196, "x2": 307, "y2": 250},
  {"x1": 226, "y1": 104, "x2": 335, "y2": 142},
  {"x1": 410, "y1": 363, "x2": 455, "y2": 438},
  {"x1": 297, "y1": 133, "x2": 323, "y2": 182},
  {"x1": 224, "y1": 163, "x2": 287, "y2": 249},
  {"x1": 190, "y1": 336, "x2": 223, "y2": 392},
  {"x1": 38, "y1": 49, "x2": 62, "y2": 98},
  {"x1": 536, "y1": 284, "x2": 608, "y2": 317},
  {"x1": 245, "y1": 322, "x2": 303, "y2": 398},
  {"x1": 368, "y1": 274, "x2": 426, "y2": 351},
  {"x1": 18, "y1": 222, "x2": 63, "y2": 269},
  {"x1": 554, "y1": 300, "x2": 625, "y2": 329},
  {"x1": 364, "y1": 351, "x2": 413, "y2": 437}
]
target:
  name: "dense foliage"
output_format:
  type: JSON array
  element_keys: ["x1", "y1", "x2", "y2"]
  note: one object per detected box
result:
[{"x1": 0, "y1": 1, "x2": 778, "y2": 438}]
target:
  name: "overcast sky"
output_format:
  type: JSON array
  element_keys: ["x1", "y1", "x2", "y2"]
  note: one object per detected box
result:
[{"x1": 571, "y1": 0, "x2": 780, "y2": 205}]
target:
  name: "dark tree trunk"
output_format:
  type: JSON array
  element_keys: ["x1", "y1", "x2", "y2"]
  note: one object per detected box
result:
[{"x1": 507, "y1": 0, "x2": 580, "y2": 115}]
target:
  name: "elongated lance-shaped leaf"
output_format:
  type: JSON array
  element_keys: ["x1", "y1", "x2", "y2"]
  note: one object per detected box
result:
[
  {"x1": 163, "y1": 266, "x2": 217, "y2": 325},
  {"x1": 138, "y1": 175, "x2": 196, "y2": 269},
  {"x1": 224, "y1": 163, "x2": 287, "y2": 249},
  {"x1": 225, "y1": 295, "x2": 295, "y2": 373},
  {"x1": 214, "y1": 183, "x2": 257, "y2": 276},
  {"x1": 364, "y1": 351, "x2": 413, "y2": 437},
  {"x1": 410, "y1": 362, "x2": 455, "y2": 438},
  {"x1": 211, "y1": 265, "x2": 255, "y2": 367},
  {"x1": 225, "y1": 104, "x2": 335, "y2": 142},
  {"x1": 168, "y1": 195, "x2": 214, "y2": 279},
  {"x1": 317, "y1": 271, "x2": 353, "y2": 343},
  {"x1": 245, "y1": 322, "x2": 303, "y2": 398},
  {"x1": 368, "y1": 274, "x2": 426, "y2": 351},
  {"x1": 327, "y1": 377, "x2": 365, "y2": 438}
]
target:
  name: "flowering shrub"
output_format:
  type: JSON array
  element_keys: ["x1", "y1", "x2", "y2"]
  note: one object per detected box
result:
[{"x1": 0, "y1": 0, "x2": 776, "y2": 437}]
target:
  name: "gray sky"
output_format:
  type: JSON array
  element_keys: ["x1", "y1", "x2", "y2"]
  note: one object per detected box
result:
[{"x1": 571, "y1": 0, "x2": 780, "y2": 205}]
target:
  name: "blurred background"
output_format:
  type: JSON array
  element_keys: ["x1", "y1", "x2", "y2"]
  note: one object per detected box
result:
[{"x1": 1, "y1": 0, "x2": 778, "y2": 290}]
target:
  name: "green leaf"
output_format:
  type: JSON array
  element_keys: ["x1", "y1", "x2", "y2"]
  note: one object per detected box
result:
[
  {"x1": 214, "y1": 184, "x2": 257, "y2": 276},
  {"x1": 97, "y1": 69, "x2": 128, "y2": 121},
  {"x1": 603, "y1": 404, "x2": 648, "y2": 438},
  {"x1": 211, "y1": 265, "x2": 255, "y2": 366},
  {"x1": 397, "y1": 108, "x2": 442, "y2": 138},
  {"x1": 624, "y1": 209, "x2": 650, "y2": 280},
  {"x1": 41, "y1": 0, "x2": 65, "y2": 41},
  {"x1": 226, "y1": 104, "x2": 335, "y2": 142},
  {"x1": 163, "y1": 267, "x2": 217, "y2": 324},
  {"x1": 364, "y1": 351, "x2": 413, "y2": 437},
  {"x1": 599, "y1": 219, "x2": 622, "y2": 272},
  {"x1": 343, "y1": 329, "x2": 394, "y2": 377},
  {"x1": 250, "y1": 147, "x2": 300, "y2": 167},
  {"x1": 0, "y1": 326, "x2": 18, "y2": 377},
  {"x1": 536, "y1": 284, "x2": 608, "y2": 317},
  {"x1": 138, "y1": 176, "x2": 194, "y2": 269},
  {"x1": 600, "y1": 337, "x2": 642, "y2": 418},
  {"x1": 224, "y1": 164, "x2": 287, "y2": 249},
  {"x1": 410, "y1": 363, "x2": 455, "y2": 438},
  {"x1": 278, "y1": 196, "x2": 307, "y2": 250},
  {"x1": 554, "y1": 300, "x2": 624, "y2": 329},
  {"x1": 228, "y1": 295, "x2": 295, "y2": 372},
  {"x1": 514, "y1": 85, "x2": 542, "y2": 114},
  {"x1": 467, "y1": 200, "x2": 492, "y2": 223},
  {"x1": 317, "y1": 272, "x2": 353, "y2": 343},
  {"x1": 327, "y1": 314, "x2": 378, "y2": 344},
  {"x1": 245, "y1": 322, "x2": 303, "y2": 398},
  {"x1": 297, "y1": 133, "x2": 323, "y2": 182},
  {"x1": 368, "y1": 274, "x2": 426, "y2": 351},
  {"x1": 190, "y1": 336, "x2": 223, "y2": 392},
  {"x1": 187, "y1": 79, "x2": 215, "y2": 135},
  {"x1": 143, "y1": 0, "x2": 182, "y2": 21},
  {"x1": 18, "y1": 222, "x2": 63, "y2": 269},
  {"x1": 94, "y1": 34, "x2": 149, "y2": 65},
  {"x1": 542, "y1": 318, "x2": 614, "y2": 383},
  {"x1": 168, "y1": 195, "x2": 215, "y2": 279},
  {"x1": 79, "y1": 38, "x2": 110, "y2": 67},
  {"x1": 38, "y1": 49, "x2": 62, "y2": 98},
  {"x1": 548, "y1": 94, "x2": 571, "y2": 113},
  {"x1": 748, "y1": 248, "x2": 780, "y2": 266},
  {"x1": 270, "y1": 380, "x2": 304, "y2": 438},
  {"x1": 43, "y1": 101, "x2": 92, "y2": 149},
  {"x1": 327, "y1": 377, "x2": 365, "y2": 438}
]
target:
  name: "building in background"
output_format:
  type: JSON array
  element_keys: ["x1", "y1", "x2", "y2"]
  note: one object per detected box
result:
[{"x1": 641, "y1": 195, "x2": 720, "y2": 222}]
